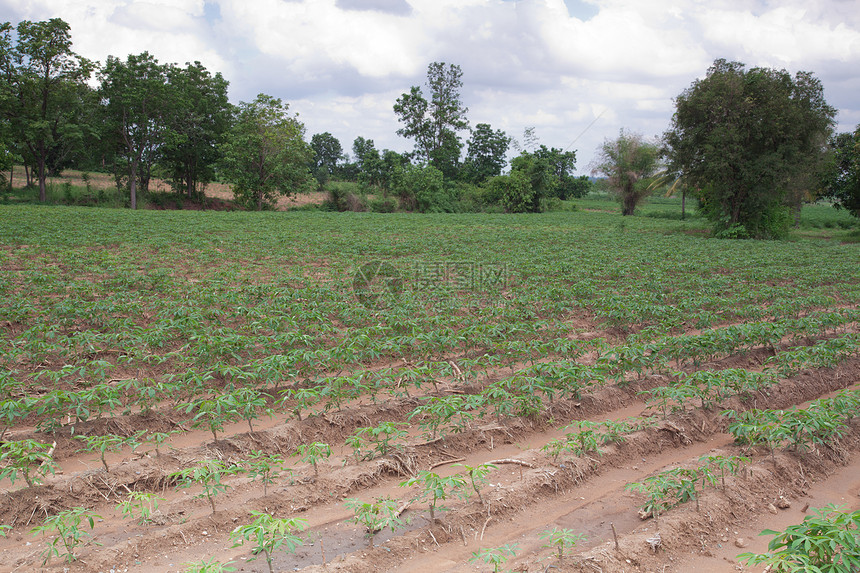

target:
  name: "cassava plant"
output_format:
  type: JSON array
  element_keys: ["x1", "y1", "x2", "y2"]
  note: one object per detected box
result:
[
  {"x1": 231, "y1": 512, "x2": 307, "y2": 573},
  {"x1": 540, "y1": 527, "x2": 586, "y2": 562},
  {"x1": 470, "y1": 543, "x2": 518, "y2": 572},
  {"x1": 170, "y1": 460, "x2": 241, "y2": 514},
  {"x1": 0, "y1": 439, "x2": 58, "y2": 487},
  {"x1": 455, "y1": 463, "x2": 496, "y2": 505},
  {"x1": 738, "y1": 504, "x2": 860, "y2": 572},
  {"x1": 295, "y1": 441, "x2": 331, "y2": 478},
  {"x1": 31, "y1": 507, "x2": 102, "y2": 565},
  {"x1": 246, "y1": 451, "x2": 290, "y2": 496},
  {"x1": 344, "y1": 496, "x2": 402, "y2": 547},
  {"x1": 116, "y1": 491, "x2": 163, "y2": 525},
  {"x1": 400, "y1": 470, "x2": 467, "y2": 522}
]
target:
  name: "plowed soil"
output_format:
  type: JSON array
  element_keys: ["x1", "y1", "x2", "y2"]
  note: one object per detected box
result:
[{"x1": 1, "y1": 350, "x2": 858, "y2": 573}]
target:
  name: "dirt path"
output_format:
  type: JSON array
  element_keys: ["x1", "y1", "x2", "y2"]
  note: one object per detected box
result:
[{"x1": 678, "y1": 458, "x2": 860, "y2": 572}]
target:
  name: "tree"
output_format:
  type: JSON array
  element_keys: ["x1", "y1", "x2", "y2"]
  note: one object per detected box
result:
[
  {"x1": 591, "y1": 129, "x2": 661, "y2": 216},
  {"x1": 160, "y1": 61, "x2": 231, "y2": 200},
  {"x1": 393, "y1": 62, "x2": 469, "y2": 178},
  {"x1": 535, "y1": 146, "x2": 579, "y2": 199},
  {"x1": 100, "y1": 52, "x2": 170, "y2": 209},
  {"x1": 823, "y1": 126, "x2": 860, "y2": 218},
  {"x1": 0, "y1": 19, "x2": 93, "y2": 202},
  {"x1": 219, "y1": 94, "x2": 314, "y2": 210},
  {"x1": 665, "y1": 59, "x2": 836, "y2": 238},
  {"x1": 462, "y1": 123, "x2": 510, "y2": 183},
  {"x1": 352, "y1": 136, "x2": 385, "y2": 189},
  {"x1": 510, "y1": 150, "x2": 558, "y2": 212},
  {"x1": 310, "y1": 132, "x2": 343, "y2": 188}
]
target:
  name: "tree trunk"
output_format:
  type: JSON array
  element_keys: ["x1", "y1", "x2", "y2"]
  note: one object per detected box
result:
[
  {"x1": 8, "y1": 166, "x2": 12, "y2": 190},
  {"x1": 37, "y1": 153, "x2": 47, "y2": 202},
  {"x1": 681, "y1": 189, "x2": 686, "y2": 220},
  {"x1": 129, "y1": 159, "x2": 138, "y2": 210},
  {"x1": 622, "y1": 194, "x2": 636, "y2": 216}
]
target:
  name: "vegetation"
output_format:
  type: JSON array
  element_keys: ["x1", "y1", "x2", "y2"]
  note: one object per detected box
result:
[
  {"x1": 393, "y1": 62, "x2": 469, "y2": 178},
  {"x1": 1, "y1": 18, "x2": 852, "y2": 230},
  {"x1": 170, "y1": 460, "x2": 241, "y2": 514},
  {"x1": 231, "y1": 512, "x2": 307, "y2": 573},
  {"x1": 218, "y1": 94, "x2": 314, "y2": 210},
  {"x1": 0, "y1": 439, "x2": 57, "y2": 487},
  {"x1": 345, "y1": 496, "x2": 402, "y2": 547},
  {"x1": 540, "y1": 527, "x2": 586, "y2": 562},
  {"x1": 116, "y1": 491, "x2": 163, "y2": 525},
  {"x1": 665, "y1": 59, "x2": 837, "y2": 238},
  {"x1": 738, "y1": 505, "x2": 860, "y2": 572},
  {"x1": 31, "y1": 507, "x2": 101, "y2": 564},
  {"x1": 591, "y1": 129, "x2": 662, "y2": 216},
  {"x1": 470, "y1": 544, "x2": 519, "y2": 572},
  {"x1": 400, "y1": 470, "x2": 467, "y2": 522},
  {"x1": 0, "y1": 199, "x2": 857, "y2": 567},
  {"x1": 295, "y1": 441, "x2": 331, "y2": 477},
  {"x1": 182, "y1": 559, "x2": 236, "y2": 573},
  {"x1": 823, "y1": 125, "x2": 860, "y2": 218},
  {"x1": 0, "y1": 19, "x2": 94, "y2": 201}
]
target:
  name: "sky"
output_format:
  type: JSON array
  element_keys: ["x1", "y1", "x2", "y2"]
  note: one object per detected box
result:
[{"x1": 2, "y1": 0, "x2": 859, "y2": 173}]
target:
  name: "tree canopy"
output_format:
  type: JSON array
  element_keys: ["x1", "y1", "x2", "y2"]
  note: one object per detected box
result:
[
  {"x1": 823, "y1": 126, "x2": 860, "y2": 218},
  {"x1": 219, "y1": 94, "x2": 314, "y2": 210},
  {"x1": 0, "y1": 18, "x2": 93, "y2": 201},
  {"x1": 100, "y1": 52, "x2": 170, "y2": 210},
  {"x1": 310, "y1": 132, "x2": 344, "y2": 188},
  {"x1": 462, "y1": 123, "x2": 510, "y2": 184},
  {"x1": 160, "y1": 61, "x2": 231, "y2": 200},
  {"x1": 394, "y1": 62, "x2": 469, "y2": 179},
  {"x1": 591, "y1": 130, "x2": 661, "y2": 216},
  {"x1": 665, "y1": 59, "x2": 836, "y2": 238}
]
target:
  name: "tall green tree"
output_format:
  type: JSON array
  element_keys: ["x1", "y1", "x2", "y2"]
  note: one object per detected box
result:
[
  {"x1": 99, "y1": 52, "x2": 170, "y2": 209},
  {"x1": 0, "y1": 19, "x2": 93, "y2": 201},
  {"x1": 393, "y1": 62, "x2": 469, "y2": 178},
  {"x1": 310, "y1": 132, "x2": 343, "y2": 188},
  {"x1": 462, "y1": 123, "x2": 510, "y2": 183},
  {"x1": 352, "y1": 136, "x2": 385, "y2": 189},
  {"x1": 160, "y1": 61, "x2": 231, "y2": 200},
  {"x1": 823, "y1": 126, "x2": 860, "y2": 218},
  {"x1": 219, "y1": 94, "x2": 314, "y2": 210},
  {"x1": 665, "y1": 59, "x2": 836, "y2": 238},
  {"x1": 535, "y1": 146, "x2": 579, "y2": 199},
  {"x1": 591, "y1": 130, "x2": 661, "y2": 216}
]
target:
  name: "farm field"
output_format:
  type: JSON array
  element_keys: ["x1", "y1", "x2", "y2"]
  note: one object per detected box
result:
[{"x1": 0, "y1": 205, "x2": 859, "y2": 572}]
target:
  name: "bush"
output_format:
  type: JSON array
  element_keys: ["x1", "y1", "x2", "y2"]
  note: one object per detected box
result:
[
  {"x1": 322, "y1": 181, "x2": 366, "y2": 212},
  {"x1": 390, "y1": 163, "x2": 457, "y2": 213},
  {"x1": 451, "y1": 181, "x2": 485, "y2": 213},
  {"x1": 369, "y1": 197, "x2": 397, "y2": 213},
  {"x1": 541, "y1": 197, "x2": 564, "y2": 211},
  {"x1": 738, "y1": 505, "x2": 860, "y2": 572},
  {"x1": 485, "y1": 171, "x2": 536, "y2": 213},
  {"x1": 703, "y1": 194, "x2": 792, "y2": 239}
]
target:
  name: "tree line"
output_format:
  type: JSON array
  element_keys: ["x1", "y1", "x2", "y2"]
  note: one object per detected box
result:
[
  {"x1": 0, "y1": 18, "x2": 587, "y2": 214},
  {"x1": 1, "y1": 18, "x2": 858, "y2": 237}
]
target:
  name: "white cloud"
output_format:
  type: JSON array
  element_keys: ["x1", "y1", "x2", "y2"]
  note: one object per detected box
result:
[
  {"x1": 1, "y1": 0, "x2": 858, "y2": 170},
  {"x1": 696, "y1": 4, "x2": 860, "y2": 66}
]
